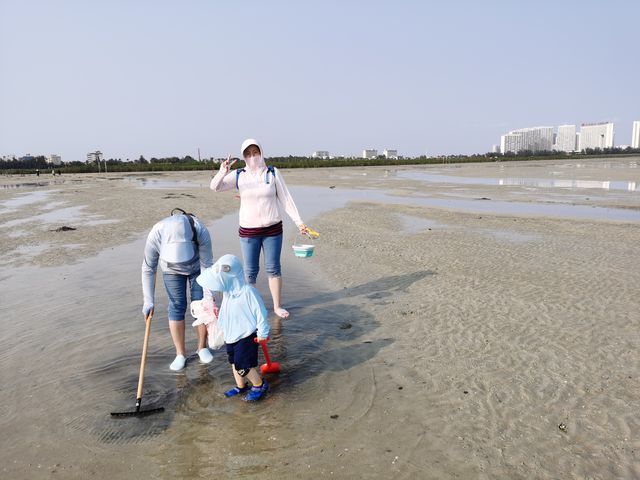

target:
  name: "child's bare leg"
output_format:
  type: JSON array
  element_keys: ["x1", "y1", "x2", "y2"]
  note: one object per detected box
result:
[
  {"x1": 246, "y1": 368, "x2": 262, "y2": 387},
  {"x1": 231, "y1": 365, "x2": 247, "y2": 388}
]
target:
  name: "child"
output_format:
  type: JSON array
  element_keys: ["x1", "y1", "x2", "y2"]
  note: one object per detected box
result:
[{"x1": 196, "y1": 254, "x2": 270, "y2": 401}]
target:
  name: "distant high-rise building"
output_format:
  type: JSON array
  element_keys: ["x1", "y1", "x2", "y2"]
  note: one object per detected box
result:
[
  {"x1": 632, "y1": 121, "x2": 640, "y2": 149},
  {"x1": 579, "y1": 122, "x2": 614, "y2": 150},
  {"x1": 87, "y1": 151, "x2": 103, "y2": 163},
  {"x1": 500, "y1": 133, "x2": 523, "y2": 154},
  {"x1": 383, "y1": 149, "x2": 398, "y2": 159},
  {"x1": 312, "y1": 150, "x2": 330, "y2": 159},
  {"x1": 500, "y1": 126, "x2": 553, "y2": 154},
  {"x1": 362, "y1": 149, "x2": 378, "y2": 159},
  {"x1": 491, "y1": 145, "x2": 500, "y2": 153},
  {"x1": 555, "y1": 125, "x2": 577, "y2": 152},
  {"x1": 46, "y1": 154, "x2": 62, "y2": 165}
]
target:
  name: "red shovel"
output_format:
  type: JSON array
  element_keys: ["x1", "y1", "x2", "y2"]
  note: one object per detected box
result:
[{"x1": 254, "y1": 338, "x2": 281, "y2": 374}]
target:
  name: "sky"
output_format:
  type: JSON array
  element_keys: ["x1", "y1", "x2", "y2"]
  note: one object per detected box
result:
[{"x1": 1, "y1": 0, "x2": 638, "y2": 161}]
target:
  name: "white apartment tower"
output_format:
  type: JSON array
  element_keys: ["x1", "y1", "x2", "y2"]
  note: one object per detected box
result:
[
  {"x1": 500, "y1": 126, "x2": 554, "y2": 154},
  {"x1": 312, "y1": 151, "x2": 330, "y2": 159},
  {"x1": 579, "y1": 122, "x2": 614, "y2": 150},
  {"x1": 87, "y1": 151, "x2": 103, "y2": 163},
  {"x1": 555, "y1": 125, "x2": 577, "y2": 152},
  {"x1": 46, "y1": 154, "x2": 62, "y2": 165},
  {"x1": 383, "y1": 149, "x2": 398, "y2": 159},
  {"x1": 362, "y1": 149, "x2": 378, "y2": 159},
  {"x1": 632, "y1": 121, "x2": 640, "y2": 149}
]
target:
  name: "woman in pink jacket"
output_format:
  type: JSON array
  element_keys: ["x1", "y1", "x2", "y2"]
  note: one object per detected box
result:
[{"x1": 210, "y1": 138, "x2": 308, "y2": 319}]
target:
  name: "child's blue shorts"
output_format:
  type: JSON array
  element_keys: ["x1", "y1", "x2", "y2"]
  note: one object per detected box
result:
[{"x1": 226, "y1": 331, "x2": 258, "y2": 372}]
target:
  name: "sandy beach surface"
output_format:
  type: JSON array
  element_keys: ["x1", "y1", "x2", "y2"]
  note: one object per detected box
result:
[{"x1": 1, "y1": 157, "x2": 639, "y2": 479}]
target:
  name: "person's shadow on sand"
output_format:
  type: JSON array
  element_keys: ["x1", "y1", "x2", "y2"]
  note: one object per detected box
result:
[
  {"x1": 291, "y1": 270, "x2": 435, "y2": 309},
  {"x1": 266, "y1": 270, "x2": 435, "y2": 391}
]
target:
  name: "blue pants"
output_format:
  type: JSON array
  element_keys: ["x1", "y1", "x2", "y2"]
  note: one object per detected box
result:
[
  {"x1": 239, "y1": 233, "x2": 283, "y2": 285},
  {"x1": 162, "y1": 272, "x2": 203, "y2": 321}
]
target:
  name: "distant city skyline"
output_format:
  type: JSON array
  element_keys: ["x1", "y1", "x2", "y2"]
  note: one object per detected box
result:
[
  {"x1": 497, "y1": 120, "x2": 640, "y2": 154},
  {"x1": 1, "y1": 1, "x2": 639, "y2": 160}
]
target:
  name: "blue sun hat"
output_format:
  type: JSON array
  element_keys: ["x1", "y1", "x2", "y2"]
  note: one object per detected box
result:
[{"x1": 197, "y1": 254, "x2": 245, "y2": 295}]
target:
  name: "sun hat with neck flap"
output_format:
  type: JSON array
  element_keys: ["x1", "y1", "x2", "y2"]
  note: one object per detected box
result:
[{"x1": 241, "y1": 138, "x2": 266, "y2": 172}]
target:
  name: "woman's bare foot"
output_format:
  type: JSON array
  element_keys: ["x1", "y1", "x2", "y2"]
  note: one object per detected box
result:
[{"x1": 274, "y1": 307, "x2": 289, "y2": 319}]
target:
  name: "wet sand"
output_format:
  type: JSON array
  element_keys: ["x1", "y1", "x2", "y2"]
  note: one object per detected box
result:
[{"x1": 1, "y1": 157, "x2": 639, "y2": 479}]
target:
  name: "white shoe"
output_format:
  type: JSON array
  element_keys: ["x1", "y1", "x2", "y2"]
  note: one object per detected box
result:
[
  {"x1": 198, "y1": 348, "x2": 213, "y2": 364},
  {"x1": 170, "y1": 355, "x2": 186, "y2": 371}
]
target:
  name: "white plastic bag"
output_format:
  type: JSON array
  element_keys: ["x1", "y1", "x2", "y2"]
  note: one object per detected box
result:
[{"x1": 191, "y1": 298, "x2": 225, "y2": 350}]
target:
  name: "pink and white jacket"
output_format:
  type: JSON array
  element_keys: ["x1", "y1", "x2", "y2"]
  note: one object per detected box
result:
[{"x1": 210, "y1": 140, "x2": 303, "y2": 229}]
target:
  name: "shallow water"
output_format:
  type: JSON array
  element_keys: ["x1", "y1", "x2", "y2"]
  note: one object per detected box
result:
[
  {"x1": 398, "y1": 170, "x2": 639, "y2": 192},
  {"x1": 288, "y1": 185, "x2": 640, "y2": 222},
  {"x1": 0, "y1": 189, "x2": 56, "y2": 213},
  {"x1": 0, "y1": 201, "x2": 418, "y2": 477},
  {"x1": 0, "y1": 178, "x2": 85, "y2": 189},
  {"x1": 0, "y1": 204, "x2": 118, "y2": 229},
  {"x1": 127, "y1": 178, "x2": 207, "y2": 189}
]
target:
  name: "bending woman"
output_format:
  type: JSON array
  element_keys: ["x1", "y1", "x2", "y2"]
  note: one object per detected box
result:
[{"x1": 210, "y1": 138, "x2": 307, "y2": 319}]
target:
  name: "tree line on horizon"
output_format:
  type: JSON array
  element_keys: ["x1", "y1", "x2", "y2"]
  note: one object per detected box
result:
[{"x1": 1, "y1": 147, "x2": 640, "y2": 175}]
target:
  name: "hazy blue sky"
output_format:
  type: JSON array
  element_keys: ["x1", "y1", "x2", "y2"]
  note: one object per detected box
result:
[{"x1": 1, "y1": 0, "x2": 638, "y2": 160}]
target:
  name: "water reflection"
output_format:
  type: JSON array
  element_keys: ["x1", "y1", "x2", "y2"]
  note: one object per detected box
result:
[
  {"x1": 127, "y1": 178, "x2": 205, "y2": 189},
  {"x1": 497, "y1": 178, "x2": 638, "y2": 191},
  {"x1": 288, "y1": 186, "x2": 640, "y2": 222},
  {"x1": 398, "y1": 171, "x2": 639, "y2": 192},
  {"x1": 0, "y1": 179, "x2": 83, "y2": 189}
]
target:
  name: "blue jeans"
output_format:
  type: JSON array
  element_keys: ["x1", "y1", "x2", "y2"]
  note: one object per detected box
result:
[
  {"x1": 162, "y1": 272, "x2": 203, "y2": 321},
  {"x1": 239, "y1": 233, "x2": 283, "y2": 284}
]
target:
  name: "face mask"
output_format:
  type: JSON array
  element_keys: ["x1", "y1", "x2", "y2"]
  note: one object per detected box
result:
[{"x1": 246, "y1": 154, "x2": 263, "y2": 170}]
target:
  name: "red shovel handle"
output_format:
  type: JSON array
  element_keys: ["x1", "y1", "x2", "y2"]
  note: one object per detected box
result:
[{"x1": 254, "y1": 337, "x2": 272, "y2": 365}]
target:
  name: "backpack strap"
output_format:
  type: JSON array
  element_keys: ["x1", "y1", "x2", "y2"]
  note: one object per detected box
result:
[
  {"x1": 235, "y1": 168, "x2": 245, "y2": 189},
  {"x1": 266, "y1": 165, "x2": 275, "y2": 184},
  {"x1": 170, "y1": 208, "x2": 199, "y2": 247},
  {"x1": 236, "y1": 166, "x2": 275, "y2": 188}
]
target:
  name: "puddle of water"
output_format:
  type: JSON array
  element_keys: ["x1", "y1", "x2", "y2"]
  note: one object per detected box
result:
[
  {"x1": 289, "y1": 186, "x2": 640, "y2": 223},
  {"x1": 126, "y1": 178, "x2": 208, "y2": 189},
  {"x1": 0, "y1": 206, "x2": 86, "y2": 228},
  {"x1": 0, "y1": 190, "x2": 56, "y2": 211},
  {"x1": 0, "y1": 205, "x2": 118, "y2": 229},
  {"x1": 84, "y1": 219, "x2": 120, "y2": 226},
  {"x1": 398, "y1": 171, "x2": 639, "y2": 192},
  {"x1": 0, "y1": 179, "x2": 84, "y2": 189}
]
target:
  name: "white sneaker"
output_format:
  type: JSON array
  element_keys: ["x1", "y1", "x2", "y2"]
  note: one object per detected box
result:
[
  {"x1": 170, "y1": 355, "x2": 186, "y2": 371},
  {"x1": 198, "y1": 348, "x2": 213, "y2": 364}
]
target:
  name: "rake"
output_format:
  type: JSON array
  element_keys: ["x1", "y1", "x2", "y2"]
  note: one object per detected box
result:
[{"x1": 111, "y1": 310, "x2": 165, "y2": 417}]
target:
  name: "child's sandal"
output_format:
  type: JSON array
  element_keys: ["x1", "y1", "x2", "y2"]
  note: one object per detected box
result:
[
  {"x1": 224, "y1": 385, "x2": 249, "y2": 397},
  {"x1": 244, "y1": 380, "x2": 269, "y2": 402}
]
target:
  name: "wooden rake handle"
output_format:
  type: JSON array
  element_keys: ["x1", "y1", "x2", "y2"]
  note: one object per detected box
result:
[{"x1": 136, "y1": 310, "x2": 154, "y2": 408}]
